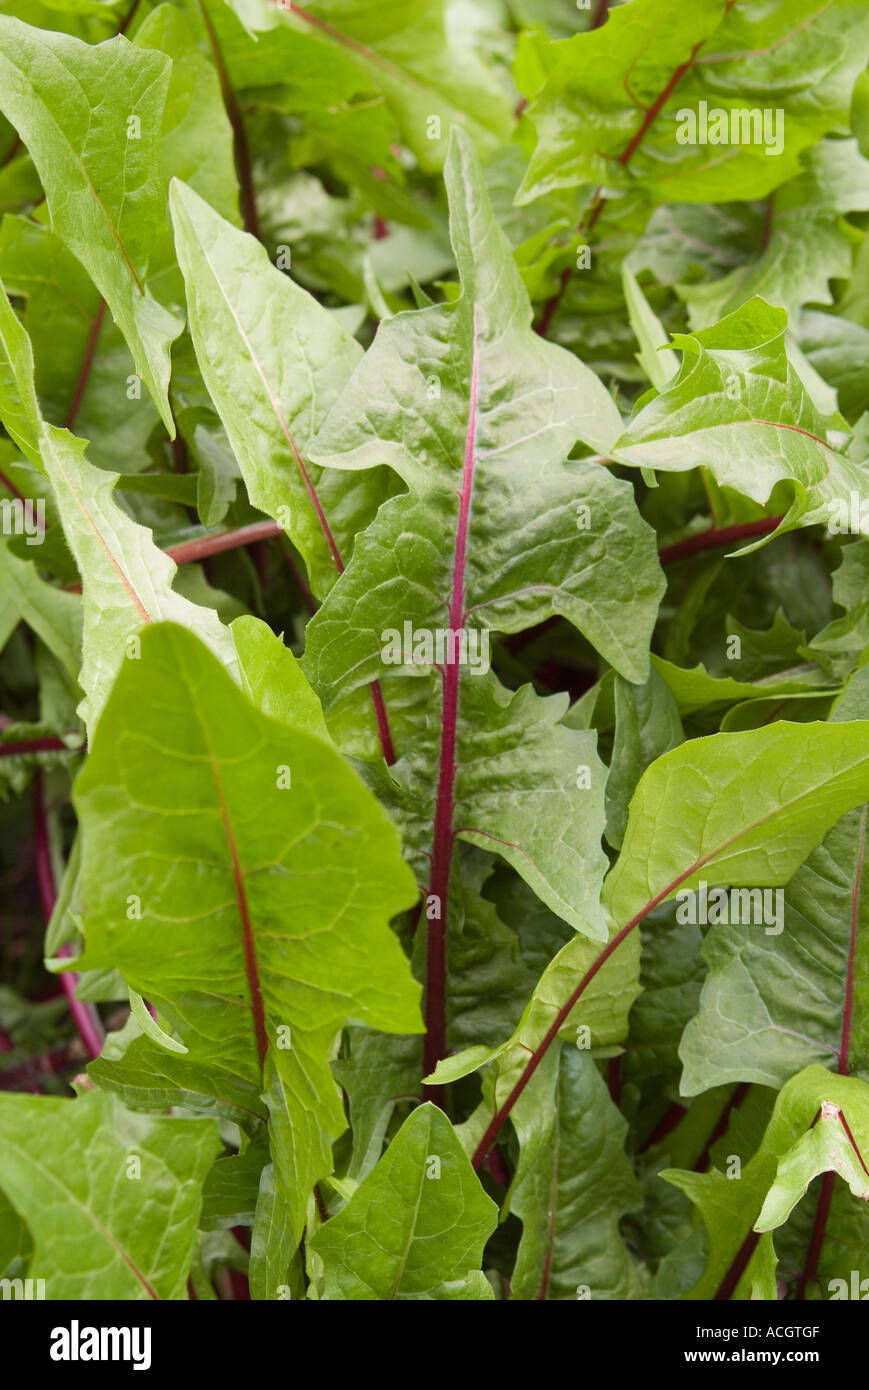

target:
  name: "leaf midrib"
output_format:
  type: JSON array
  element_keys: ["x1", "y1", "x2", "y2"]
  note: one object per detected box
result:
[{"x1": 1, "y1": 1136, "x2": 160, "y2": 1299}]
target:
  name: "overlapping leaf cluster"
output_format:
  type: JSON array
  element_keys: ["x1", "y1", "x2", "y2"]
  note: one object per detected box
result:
[{"x1": 2, "y1": 0, "x2": 869, "y2": 1302}]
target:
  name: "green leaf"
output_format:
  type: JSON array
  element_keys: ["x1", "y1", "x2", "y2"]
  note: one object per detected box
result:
[
  {"x1": 221, "y1": 0, "x2": 512, "y2": 172},
  {"x1": 605, "y1": 669, "x2": 683, "y2": 850},
  {"x1": 614, "y1": 299, "x2": 868, "y2": 548},
  {"x1": 0, "y1": 17, "x2": 181, "y2": 430},
  {"x1": 37, "y1": 421, "x2": 238, "y2": 735},
  {"x1": 663, "y1": 1064, "x2": 869, "y2": 1298},
  {"x1": 135, "y1": 5, "x2": 239, "y2": 227},
  {"x1": 0, "y1": 1089, "x2": 220, "y2": 1299},
  {"x1": 305, "y1": 133, "x2": 646, "y2": 686},
  {"x1": 622, "y1": 265, "x2": 679, "y2": 391},
  {"x1": 518, "y1": 0, "x2": 869, "y2": 206},
  {"x1": 0, "y1": 271, "x2": 41, "y2": 463},
  {"x1": 604, "y1": 721, "x2": 869, "y2": 929},
  {"x1": 0, "y1": 216, "x2": 160, "y2": 476},
  {"x1": 679, "y1": 804, "x2": 869, "y2": 1093},
  {"x1": 171, "y1": 178, "x2": 389, "y2": 598},
  {"x1": 231, "y1": 614, "x2": 330, "y2": 740},
  {"x1": 508, "y1": 1046, "x2": 645, "y2": 1300},
  {"x1": 756, "y1": 1094, "x2": 869, "y2": 1231},
  {"x1": 249, "y1": 1163, "x2": 300, "y2": 1300},
  {"x1": 382, "y1": 675, "x2": 611, "y2": 937},
  {"x1": 310, "y1": 1102, "x2": 497, "y2": 1299},
  {"x1": 679, "y1": 139, "x2": 869, "y2": 327},
  {"x1": 0, "y1": 536, "x2": 82, "y2": 683},
  {"x1": 71, "y1": 622, "x2": 422, "y2": 1247}
]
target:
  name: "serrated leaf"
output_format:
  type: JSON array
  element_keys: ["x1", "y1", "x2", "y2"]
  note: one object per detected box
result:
[
  {"x1": 519, "y1": 0, "x2": 869, "y2": 207},
  {"x1": 663, "y1": 1064, "x2": 869, "y2": 1298},
  {"x1": 614, "y1": 298, "x2": 869, "y2": 548}
]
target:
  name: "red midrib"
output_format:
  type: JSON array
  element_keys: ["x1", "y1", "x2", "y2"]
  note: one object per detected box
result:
[
  {"x1": 470, "y1": 760, "x2": 869, "y2": 1170},
  {"x1": 797, "y1": 805, "x2": 868, "y2": 1297},
  {"x1": 839, "y1": 805, "x2": 865, "y2": 1073},
  {"x1": 49, "y1": 435, "x2": 152, "y2": 624},
  {"x1": 194, "y1": 227, "x2": 396, "y2": 760},
  {"x1": 210, "y1": 754, "x2": 268, "y2": 1069},
  {"x1": 422, "y1": 308, "x2": 479, "y2": 1084},
  {"x1": 535, "y1": 0, "x2": 738, "y2": 334}
]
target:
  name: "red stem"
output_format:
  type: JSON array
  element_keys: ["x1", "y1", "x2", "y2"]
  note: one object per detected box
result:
[
  {"x1": 694, "y1": 1083, "x2": 749, "y2": 1173},
  {"x1": 838, "y1": 805, "x2": 865, "y2": 1075},
  {"x1": 760, "y1": 191, "x2": 776, "y2": 253},
  {"x1": 197, "y1": 0, "x2": 260, "y2": 240},
  {"x1": 0, "y1": 735, "x2": 77, "y2": 758},
  {"x1": 714, "y1": 1230, "x2": 761, "y2": 1300},
  {"x1": 658, "y1": 517, "x2": 782, "y2": 566},
  {"x1": 639, "y1": 1100, "x2": 687, "y2": 1154},
  {"x1": 486, "y1": 1146, "x2": 510, "y2": 1186},
  {"x1": 591, "y1": 0, "x2": 610, "y2": 26},
  {"x1": 33, "y1": 772, "x2": 104, "y2": 1060},
  {"x1": 0, "y1": 133, "x2": 21, "y2": 169},
  {"x1": 534, "y1": 11, "x2": 734, "y2": 336},
  {"x1": 165, "y1": 520, "x2": 282, "y2": 566},
  {"x1": 0, "y1": 467, "x2": 26, "y2": 503},
  {"x1": 65, "y1": 300, "x2": 106, "y2": 431},
  {"x1": 422, "y1": 310, "x2": 480, "y2": 1092},
  {"x1": 370, "y1": 681, "x2": 397, "y2": 765},
  {"x1": 278, "y1": 537, "x2": 317, "y2": 615},
  {"x1": 119, "y1": 0, "x2": 140, "y2": 33},
  {"x1": 795, "y1": 1168, "x2": 834, "y2": 1300},
  {"x1": 796, "y1": 805, "x2": 867, "y2": 1297}
]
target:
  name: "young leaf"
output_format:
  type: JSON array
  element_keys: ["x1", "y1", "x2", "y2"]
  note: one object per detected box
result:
[
  {"x1": 614, "y1": 299, "x2": 867, "y2": 546},
  {"x1": 508, "y1": 1046, "x2": 646, "y2": 1300},
  {"x1": 310, "y1": 1102, "x2": 497, "y2": 1300},
  {"x1": 663, "y1": 1064, "x2": 869, "y2": 1298}
]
